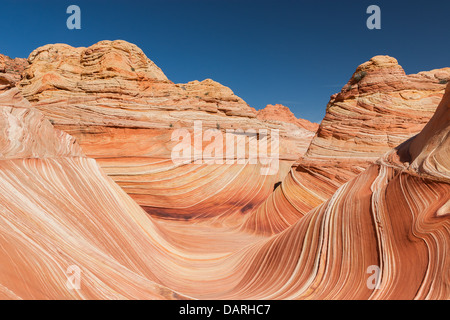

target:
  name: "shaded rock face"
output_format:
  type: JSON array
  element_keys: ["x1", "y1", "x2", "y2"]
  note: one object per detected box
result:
[
  {"x1": 404, "y1": 82, "x2": 450, "y2": 181},
  {"x1": 16, "y1": 40, "x2": 316, "y2": 221},
  {"x1": 257, "y1": 104, "x2": 319, "y2": 132},
  {"x1": 242, "y1": 56, "x2": 450, "y2": 234}
]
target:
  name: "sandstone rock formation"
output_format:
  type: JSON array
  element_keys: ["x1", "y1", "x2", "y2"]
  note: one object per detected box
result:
[
  {"x1": 257, "y1": 103, "x2": 319, "y2": 132},
  {"x1": 0, "y1": 76, "x2": 82, "y2": 158},
  {"x1": 242, "y1": 56, "x2": 450, "y2": 234},
  {"x1": 15, "y1": 40, "x2": 316, "y2": 222},
  {"x1": 17, "y1": 40, "x2": 314, "y2": 159},
  {"x1": 0, "y1": 67, "x2": 448, "y2": 299},
  {"x1": 0, "y1": 75, "x2": 193, "y2": 299},
  {"x1": 231, "y1": 96, "x2": 450, "y2": 298}
]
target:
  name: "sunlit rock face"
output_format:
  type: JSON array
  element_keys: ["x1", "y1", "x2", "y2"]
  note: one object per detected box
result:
[
  {"x1": 242, "y1": 56, "x2": 450, "y2": 235},
  {"x1": 0, "y1": 76, "x2": 190, "y2": 299},
  {"x1": 0, "y1": 76, "x2": 82, "y2": 158},
  {"x1": 309, "y1": 55, "x2": 449, "y2": 159},
  {"x1": 16, "y1": 40, "x2": 316, "y2": 221},
  {"x1": 1, "y1": 41, "x2": 448, "y2": 300}
]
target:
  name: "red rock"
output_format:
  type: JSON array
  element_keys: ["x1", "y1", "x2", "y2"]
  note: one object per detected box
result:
[
  {"x1": 0, "y1": 76, "x2": 189, "y2": 299},
  {"x1": 0, "y1": 54, "x2": 28, "y2": 84},
  {"x1": 257, "y1": 104, "x2": 319, "y2": 132},
  {"x1": 225, "y1": 83, "x2": 450, "y2": 299},
  {"x1": 0, "y1": 73, "x2": 448, "y2": 300},
  {"x1": 16, "y1": 40, "x2": 317, "y2": 221}
]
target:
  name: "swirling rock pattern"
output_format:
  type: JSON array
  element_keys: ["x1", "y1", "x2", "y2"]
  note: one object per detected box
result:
[
  {"x1": 0, "y1": 49, "x2": 448, "y2": 300},
  {"x1": 0, "y1": 77, "x2": 189, "y2": 299},
  {"x1": 243, "y1": 56, "x2": 450, "y2": 234}
]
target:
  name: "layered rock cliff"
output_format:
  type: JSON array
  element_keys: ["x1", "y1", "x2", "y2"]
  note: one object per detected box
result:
[{"x1": 17, "y1": 40, "x2": 315, "y2": 159}]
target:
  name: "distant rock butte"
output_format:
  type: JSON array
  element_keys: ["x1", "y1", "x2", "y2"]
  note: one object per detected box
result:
[
  {"x1": 257, "y1": 104, "x2": 319, "y2": 132},
  {"x1": 15, "y1": 40, "x2": 316, "y2": 220},
  {"x1": 243, "y1": 55, "x2": 450, "y2": 234}
]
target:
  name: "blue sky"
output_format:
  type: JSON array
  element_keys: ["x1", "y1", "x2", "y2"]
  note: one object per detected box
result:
[{"x1": 1, "y1": 0, "x2": 449, "y2": 123}]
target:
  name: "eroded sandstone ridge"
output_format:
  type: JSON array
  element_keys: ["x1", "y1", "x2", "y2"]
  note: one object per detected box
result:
[
  {"x1": 243, "y1": 56, "x2": 450, "y2": 234},
  {"x1": 17, "y1": 40, "x2": 315, "y2": 159},
  {"x1": 16, "y1": 40, "x2": 316, "y2": 221},
  {"x1": 233, "y1": 86, "x2": 450, "y2": 298},
  {"x1": 257, "y1": 103, "x2": 319, "y2": 132}
]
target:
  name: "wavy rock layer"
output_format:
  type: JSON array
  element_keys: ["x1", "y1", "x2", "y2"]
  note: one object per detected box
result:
[
  {"x1": 0, "y1": 76, "x2": 192, "y2": 299},
  {"x1": 16, "y1": 40, "x2": 316, "y2": 219},
  {"x1": 17, "y1": 40, "x2": 315, "y2": 159},
  {"x1": 0, "y1": 76, "x2": 83, "y2": 159},
  {"x1": 243, "y1": 56, "x2": 450, "y2": 234}
]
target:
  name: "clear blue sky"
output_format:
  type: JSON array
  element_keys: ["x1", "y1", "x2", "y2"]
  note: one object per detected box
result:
[{"x1": 1, "y1": 0, "x2": 449, "y2": 123}]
